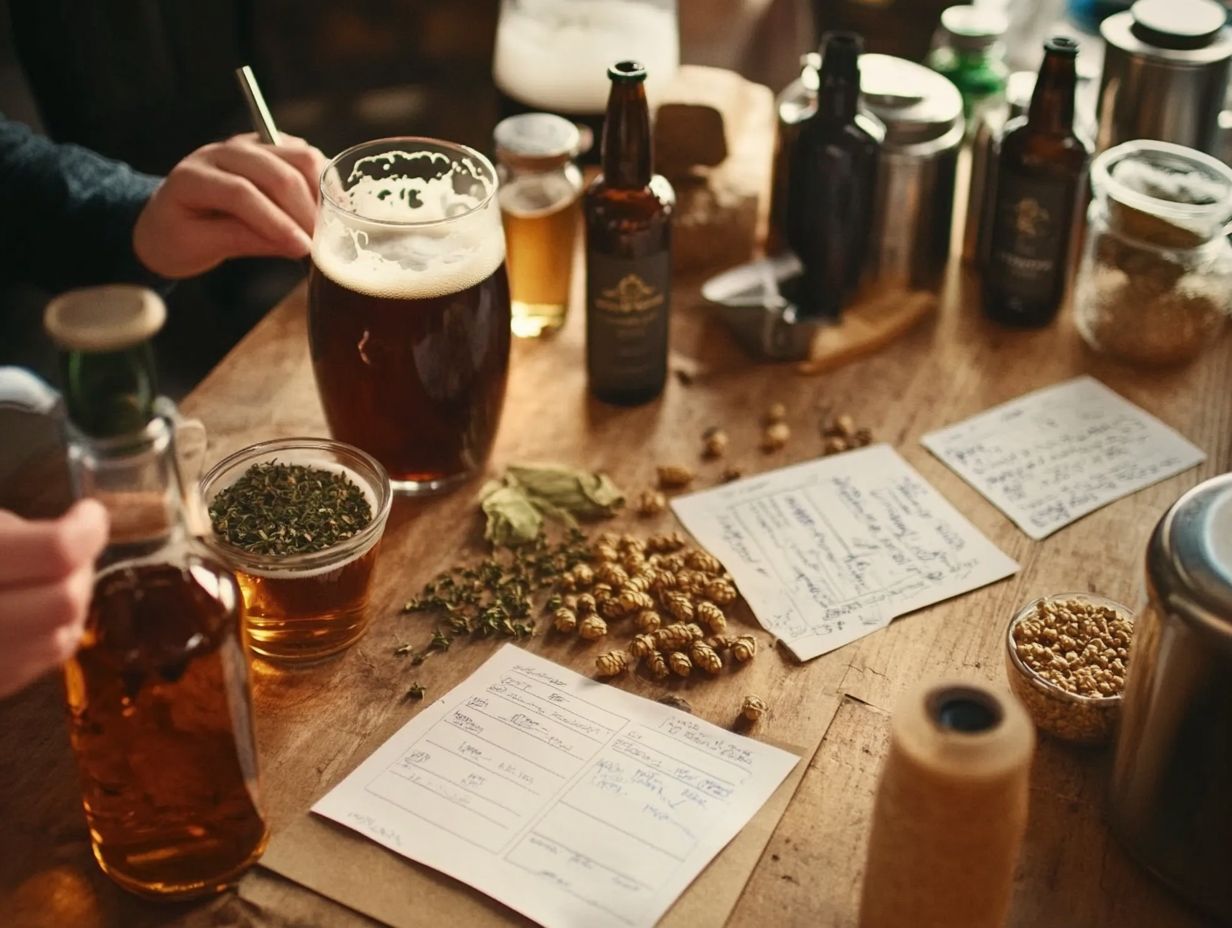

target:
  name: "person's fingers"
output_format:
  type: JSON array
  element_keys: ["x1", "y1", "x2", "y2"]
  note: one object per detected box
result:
[
  {"x1": 182, "y1": 216, "x2": 312, "y2": 264},
  {"x1": 205, "y1": 141, "x2": 317, "y2": 236},
  {"x1": 231, "y1": 132, "x2": 329, "y2": 202},
  {"x1": 0, "y1": 500, "x2": 108, "y2": 585},
  {"x1": 0, "y1": 628, "x2": 82, "y2": 699},
  {"x1": 0, "y1": 562, "x2": 94, "y2": 646},
  {"x1": 172, "y1": 161, "x2": 312, "y2": 254}
]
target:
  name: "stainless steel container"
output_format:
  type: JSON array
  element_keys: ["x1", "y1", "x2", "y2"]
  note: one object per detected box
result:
[
  {"x1": 1110, "y1": 474, "x2": 1232, "y2": 923},
  {"x1": 1097, "y1": 0, "x2": 1232, "y2": 154},
  {"x1": 770, "y1": 53, "x2": 963, "y2": 289}
]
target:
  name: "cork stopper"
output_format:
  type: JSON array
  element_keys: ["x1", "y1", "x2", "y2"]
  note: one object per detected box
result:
[{"x1": 44, "y1": 285, "x2": 166, "y2": 353}]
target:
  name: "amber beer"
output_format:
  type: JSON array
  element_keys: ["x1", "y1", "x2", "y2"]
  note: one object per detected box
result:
[
  {"x1": 66, "y1": 560, "x2": 268, "y2": 897},
  {"x1": 308, "y1": 139, "x2": 512, "y2": 495},
  {"x1": 584, "y1": 61, "x2": 675, "y2": 405}
]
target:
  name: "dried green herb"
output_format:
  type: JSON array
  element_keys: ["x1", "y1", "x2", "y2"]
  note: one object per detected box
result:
[
  {"x1": 405, "y1": 684, "x2": 426, "y2": 701},
  {"x1": 209, "y1": 461, "x2": 372, "y2": 556},
  {"x1": 479, "y1": 464, "x2": 624, "y2": 546},
  {"x1": 397, "y1": 529, "x2": 592, "y2": 659}
]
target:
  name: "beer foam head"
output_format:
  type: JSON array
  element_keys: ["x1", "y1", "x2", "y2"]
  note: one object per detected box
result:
[{"x1": 314, "y1": 144, "x2": 505, "y2": 299}]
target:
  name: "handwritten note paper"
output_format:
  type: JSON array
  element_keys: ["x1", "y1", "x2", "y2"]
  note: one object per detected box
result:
[
  {"x1": 670, "y1": 445, "x2": 1018, "y2": 661},
  {"x1": 314, "y1": 646, "x2": 798, "y2": 928},
  {"x1": 921, "y1": 377, "x2": 1206, "y2": 540}
]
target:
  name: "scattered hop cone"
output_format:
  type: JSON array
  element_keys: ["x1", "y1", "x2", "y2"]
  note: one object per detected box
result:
[
  {"x1": 624, "y1": 574, "x2": 652, "y2": 594},
  {"x1": 579, "y1": 615, "x2": 608, "y2": 641},
  {"x1": 597, "y1": 531, "x2": 621, "y2": 548},
  {"x1": 696, "y1": 601, "x2": 727, "y2": 635},
  {"x1": 741, "y1": 694, "x2": 768, "y2": 722},
  {"x1": 655, "y1": 622, "x2": 697, "y2": 650},
  {"x1": 573, "y1": 563, "x2": 595, "y2": 587},
  {"x1": 663, "y1": 591, "x2": 694, "y2": 623},
  {"x1": 593, "y1": 543, "x2": 619, "y2": 563},
  {"x1": 645, "y1": 650, "x2": 669, "y2": 680},
  {"x1": 764, "y1": 402, "x2": 787, "y2": 423},
  {"x1": 702, "y1": 427, "x2": 729, "y2": 459},
  {"x1": 553, "y1": 607, "x2": 578, "y2": 633},
  {"x1": 657, "y1": 464, "x2": 695, "y2": 489},
  {"x1": 686, "y1": 550, "x2": 723, "y2": 574},
  {"x1": 684, "y1": 623, "x2": 706, "y2": 642},
  {"x1": 599, "y1": 597, "x2": 626, "y2": 620},
  {"x1": 708, "y1": 634, "x2": 738, "y2": 650},
  {"x1": 689, "y1": 641, "x2": 723, "y2": 675},
  {"x1": 705, "y1": 580, "x2": 738, "y2": 605},
  {"x1": 617, "y1": 589, "x2": 655, "y2": 615},
  {"x1": 629, "y1": 633, "x2": 658, "y2": 659},
  {"x1": 595, "y1": 650, "x2": 630, "y2": 678},
  {"x1": 648, "y1": 568, "x2": 677, "y2": 592},
  {"x1": 761, "y1": 421, "x2": 790, "y2": 452},
  {"x1": 575, "y1": 593, "x2": 597, "y2": 616},
  {"x1": 635, "y1": 609, "x2": 663, "y2": 634},
  {"x1": 731, "y1": 634, "x2": 757, "y2": 663},
  {"x1": 669, "y1": 651, "x2": 693, "y2": 677},
  {"x1": 647, "y1": 532, "x2": 687, "y2": 554},
  {"x1": 635, "y1": 489, "x2": 667, "y2": 517},
  {"x1": 597, "y1": 563, "x2": 629, "y2": 588}
]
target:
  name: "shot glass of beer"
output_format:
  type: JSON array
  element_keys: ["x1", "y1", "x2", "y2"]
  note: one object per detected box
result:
[
  {"x1": 494, "y1": 114, "x2": 583, "y2": 337},
  {"x1": 308, "y1": 138, "x2": 512, "y2": 495},
  {"x1": 201, "y1": 438, "x2": 392, "y2": 663}
]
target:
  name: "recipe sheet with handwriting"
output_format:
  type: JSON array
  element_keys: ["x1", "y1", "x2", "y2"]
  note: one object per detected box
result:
[
  {"x1": 921, "y1": 376, "x2": 1206, "y2": 540},
  {"x1": 670, "y1": 444, "x2": 1018, "y2": 661},
  {"x1": 314, "y1": 646, "x2": 799, "y2": 928}
]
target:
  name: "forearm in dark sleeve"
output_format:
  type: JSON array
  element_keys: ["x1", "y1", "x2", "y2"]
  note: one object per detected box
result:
[{"x1": 0, "y1": 117, "x2": 163, "y2": 292}]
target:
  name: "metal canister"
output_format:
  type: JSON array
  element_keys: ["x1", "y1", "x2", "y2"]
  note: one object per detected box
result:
[
  {"x1": 1097, "y1": 0, "x2": 1232, "y2": 154},
  {"x1": 1109, "y1": 474, "x2": 1232, "y2": 923},
  {"x1": 860, "y1": 54, "x2": 964, "y2": 290},
  {"x1": 770, "y1": 53, "x2": 963, "y2": 289}
]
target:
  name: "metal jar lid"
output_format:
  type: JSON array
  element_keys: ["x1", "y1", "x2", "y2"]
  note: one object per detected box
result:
[
  {"x1": 1102, "y1": 0, "x2": 1232, "y2": 66},
  {"x1": 938, "y1": 5, "x2": 1009, "y2": 52},
  {"x1": 1147, "y1": 473, "x2": 1232, "y2": 643},
  {"x1": 494, "y1": 113, "x2": 580, "y2": 171},
  {"x1": 44, "y1": 285, "x2": 166, "y2": 353},
  {"x1": 858, "y1": 53, "x2": 964, "y2": 154}
]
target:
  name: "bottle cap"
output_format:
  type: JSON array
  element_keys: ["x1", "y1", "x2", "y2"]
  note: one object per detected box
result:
[
  {"x1": 939, "y1": 5, "x2": 1009, "y2": 51},
  {"x1": 1043, "y1": 35, "x2": 1080, "y2": 57},
  {"x1": 819, "y1": 31, "x2": 864, "y2": 77},
  {"x1": 494, "y1": 113, "x2": 581, "y2": 170},
  {"x1": 608, "y1": 61, "x2": 647, "y2": 83},
  {"x1": 1131, "y1": 0, "x2": 1228, "y2": 50},
  {"x1": 45, "y1": 285, "x2": 166, "y2": 353}
]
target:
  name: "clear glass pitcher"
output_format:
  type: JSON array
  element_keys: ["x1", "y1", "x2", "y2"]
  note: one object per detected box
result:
[{"x1": 492, "y1": 0, "x2": 680, "y2": 158}]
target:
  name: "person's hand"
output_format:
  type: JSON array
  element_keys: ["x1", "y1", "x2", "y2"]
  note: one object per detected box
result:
[
  {"x1": 0, "y1": 500, "x2": 108, "y2": 699},
  {"x1": 133, "y1": 132, "x2": 329, "y2": 279}
]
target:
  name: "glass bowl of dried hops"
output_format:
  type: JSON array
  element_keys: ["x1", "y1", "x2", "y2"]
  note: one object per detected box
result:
[{"x1": 1004, "y1": 593, "x2": 1135, "y2": 746}]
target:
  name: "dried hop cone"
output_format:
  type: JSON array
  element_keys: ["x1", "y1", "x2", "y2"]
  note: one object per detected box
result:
[
  {"x1": 593, "y1": 543, "x2": 619, "y2": 563},
  {"x1": 686, "y1": 550, "x2": 723, "y2": 574},
  {"x1": 655, "y1": 622, "x2": 698, "y2": 650},
  {"x1": 663, "y1": 591, "x2": 695, "y2": 623},
  {"x1": 708, "y1": 634, "x2": 738, "y2": 651},
  {"x1": 553, "y1": 607, "x2": 578, "y2": 633},
  {"x1": 635, "y1": 609, "x2": 663, "y2": 633},
  {"x1": 645, "y1": 650, "x2": 669, "y2": 679},
  {"x1": 597, "y1": 562, "x2": 629, "y2": 588},
  {"x1": 696, "y1": 601, "x2": 728, "y2": 635},
  {"x1": 595, "y1": 650, "x2": 630, "y2": 679},
  {"x1": 624, "y1": 574, "x2": 652, "y2": 594},
  {"x1": 689, "y1": 641, "x2": 723, "y2": 675},
  {"x1": 617, "y1": 589, "x2": 655, "y2": 615},
  {"x1": 635, "y1": 489, "x2": 667, "y2": 517},
  {"x1": 762, "y1": 421, "x2": 791, "y2": 452},
  {"x1": 741, "y1": 695, "x2": 768, "y2": 722},
  {"x1": 702, "y1": 427, "x2": 729, "y2": 459},
  {"x1": 599, "y1": 597, "x2": 626, "y2": 620},
  {"x1": 648, "y1": 568, "x2": 677, "y2": 592},
  {"x1": 657, "y1": 464, "x2": 695, "y2": 489},
  {"x1": 578, "y1": 615, "x2": 608, "y2": 641},
  {"x1": 731, "y1": 635, "x2": 757, "y2": 663},
  {"x1": 669, "y1": 651, "x2": 693, "y2": 677},
  {"x1": 647, "y1": 531, "x2": 687, "y2": 554},
  {"x1": 705, "y1": 580, "x2": 738, "y2": 605},
  {"x1": 629, "y1": 633, "x2": 658, "y2": 659},
  {"x1": 575, "y1": 593, "x2": 597, "y2": 616},
  {"x1": 572, "y1": 563, "x2": 595, "y2": 587}
]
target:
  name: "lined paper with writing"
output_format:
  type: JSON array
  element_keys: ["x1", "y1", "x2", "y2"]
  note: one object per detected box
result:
[
  {"x1": 314, "y1": 646, "x2": 798, "y2": 928},
  {"x1": 921, "y1": 377, "x2": 1205, "y2": 540},
  {"x1": 670, "y1": 445, "x2": 1018, "y2": 661}
]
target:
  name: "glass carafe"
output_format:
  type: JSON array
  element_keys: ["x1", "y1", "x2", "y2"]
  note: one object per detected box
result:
[
  {"x1": 63, "y1": 414, "x2": 268, "y2": 898},
  {"x1": 492, "y1": 0, "x2": 680, "y2": 160}
]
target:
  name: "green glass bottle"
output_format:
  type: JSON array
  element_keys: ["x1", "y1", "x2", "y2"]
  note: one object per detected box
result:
[
  {"x1": 44, "y1": 285, "x2": 163, "y2": 438},
  {"x1": 927, "y1": 5, "x2": 1010, "y2": 126}
]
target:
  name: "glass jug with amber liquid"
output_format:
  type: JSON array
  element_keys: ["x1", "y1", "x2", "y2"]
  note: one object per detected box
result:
[{"x1": 46, "y1": 286, "x2": 268, "y2": 898}]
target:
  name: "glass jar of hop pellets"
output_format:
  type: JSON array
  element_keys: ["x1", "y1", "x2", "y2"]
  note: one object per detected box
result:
[{"x1": 1073, "y1": 140, "x2": 1232, "y2": 366}]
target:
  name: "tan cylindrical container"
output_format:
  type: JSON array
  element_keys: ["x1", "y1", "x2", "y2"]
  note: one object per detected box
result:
[{"x1": 858, "y1": 680, "x2": 1035, "y2": 928}]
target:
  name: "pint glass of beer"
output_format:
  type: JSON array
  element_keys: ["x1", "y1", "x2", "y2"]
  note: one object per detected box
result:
[{"x1": 308, "y1": 139, "x2": 511, "y2": 495}]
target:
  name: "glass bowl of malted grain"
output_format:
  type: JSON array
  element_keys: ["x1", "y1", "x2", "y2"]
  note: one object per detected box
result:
[{"x1": 1005, "y1": 593, "x2": 1135, "y2": 746}]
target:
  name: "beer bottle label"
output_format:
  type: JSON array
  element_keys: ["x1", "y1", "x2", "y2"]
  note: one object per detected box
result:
[
  {"x1": 988, "y1": 170, "x2": 1076, "y2": 303},
  {"x1": 586, "y1": 251, "x2": 671, "y2": 392}
]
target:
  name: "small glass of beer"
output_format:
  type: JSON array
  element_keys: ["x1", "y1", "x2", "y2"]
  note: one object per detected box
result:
[
  {"x1": 200, "y1": 438, "x2": 392, "y2": 663},
  {"x1": 309, "y1": 138, "x2": 512, "y2": 494},
  {"x1": 495, "y1": 114, "x2": 583, "y2": 337}
]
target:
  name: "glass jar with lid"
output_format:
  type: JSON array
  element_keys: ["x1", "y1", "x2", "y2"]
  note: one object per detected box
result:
[
  {"x1": 1073, "y1": 139, "x2": 1232, "y2": 365},
  {"x1": 494, "y1": 113, "x2": 584, "y2": 338},
  {"x1": 926, "y1": 5, "x2": 1010, "y2": 126}
]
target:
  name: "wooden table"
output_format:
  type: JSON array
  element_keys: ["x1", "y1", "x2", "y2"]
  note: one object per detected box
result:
[{"x1": 3, "y1": 251, "x2": 1227, "y2": 927}]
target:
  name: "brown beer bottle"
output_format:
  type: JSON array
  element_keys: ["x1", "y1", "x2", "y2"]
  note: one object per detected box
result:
[
  {"x1": 584, "y1": 60, "x2": 675, "y2": 406},
  {"x1": 983, "y1": 37, "x2": 1091, "y2": 327},
  {"x1": 45, "y1": 286, "x2": 269, "y2": 898}
]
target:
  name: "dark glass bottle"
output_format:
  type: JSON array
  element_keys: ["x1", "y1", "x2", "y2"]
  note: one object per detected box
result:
[
  {"x1": 45, "y1": 286, "x2": 269, "y2": 899},
  {"x1": 983, "y1": 37, "x2": 1092, "y2": 327},
  {"x1": 44, "y1": 285, "x2": 162, "y2": 438},
  {"x1": 786, "y1": 32, "x2": 880, "y2": 320},
  {"x1": 584, "y1": 60, "x2": 675, "y2": 406}
]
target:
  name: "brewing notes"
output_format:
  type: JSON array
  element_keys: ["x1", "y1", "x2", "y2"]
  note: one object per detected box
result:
[
  {"x1": 921, "y1": 376, "x2": 1206, "y2": 540},
  {"x1": 314, "y1": 646, "x2": 798, "y2": 928},
  {"x1": 670, "y1": 445, "x2": 1018, "y2": 661}
]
